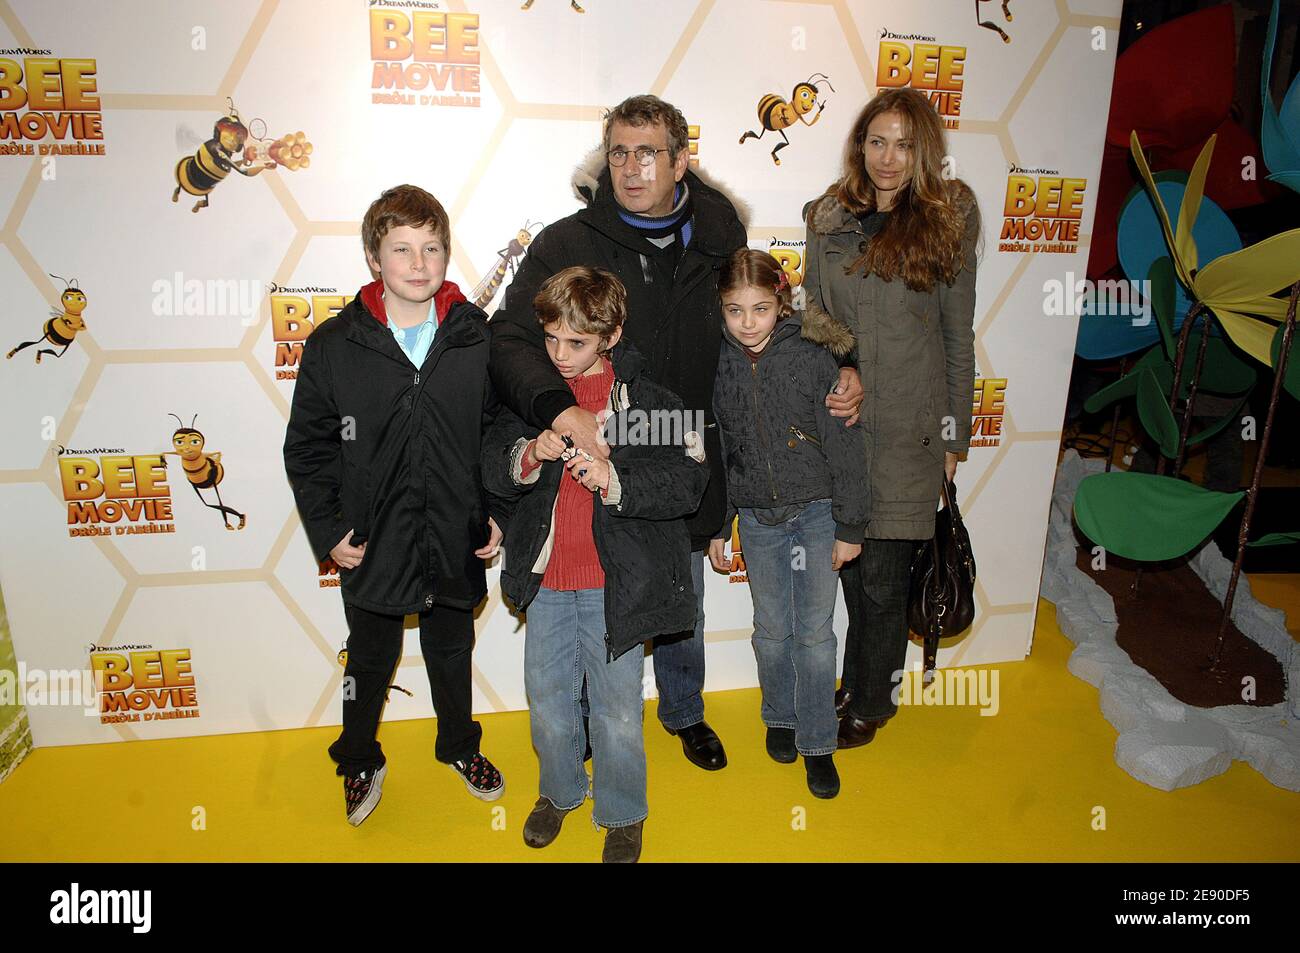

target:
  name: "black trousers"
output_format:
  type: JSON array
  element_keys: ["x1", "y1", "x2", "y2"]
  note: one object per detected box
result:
[
  {"x1": 328, "y1": 601, "x2": 482, "y2": 774},
  {"x1": 838, "y1": 538, "x2": 917, "y2": 721}
]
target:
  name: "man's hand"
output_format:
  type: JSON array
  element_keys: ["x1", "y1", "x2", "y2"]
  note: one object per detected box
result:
[
  {"x1": 331, "y1": 530, "x2": 366, "y2": 570},
  {"x1": 832, "y1": 539, "x2": 861, "y2": 571},
  {"x1": 707, "y1": 538, "x2": 730, "y2": 574},
  {"x1": 552, "y1": 406, "x2": 609, "y2": 461},
  {"x1": 475, "y1": 517, "x2": 503, "y2": 559},
  {"x1": 530, "y1": 429, "x2": 568, "y2": 464},
  {"x1": 826, "y1": 367, "x2": 863, "y2": 427}
]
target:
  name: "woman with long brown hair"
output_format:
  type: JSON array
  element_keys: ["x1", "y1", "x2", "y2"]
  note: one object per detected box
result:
[{"x1": 802, "y1": 87, "x2": 980, "y2": 748}]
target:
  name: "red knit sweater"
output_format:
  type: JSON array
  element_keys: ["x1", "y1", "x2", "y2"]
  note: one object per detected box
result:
[{"x1": 528, "y1": 360, "x2": 614, "y2": 591}]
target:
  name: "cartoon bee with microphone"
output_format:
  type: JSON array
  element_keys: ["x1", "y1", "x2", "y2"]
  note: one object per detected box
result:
[{"x1": 740, "y1": 74, "x2": 835, "y2": 166}]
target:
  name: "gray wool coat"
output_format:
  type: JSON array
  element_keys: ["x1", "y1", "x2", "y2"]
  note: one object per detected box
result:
[{"x1": 803, "y1": 183, "x2": 979, "y2": 540}]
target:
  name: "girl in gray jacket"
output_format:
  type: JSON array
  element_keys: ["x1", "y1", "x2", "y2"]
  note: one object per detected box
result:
[{"x1": 708, "y1": 248, "x2": 868, "y2": 799}]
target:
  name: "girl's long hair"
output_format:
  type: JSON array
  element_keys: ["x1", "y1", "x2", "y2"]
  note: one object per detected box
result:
[
  {"x1": 819, "y1": 88, "x2": 973, "y2": 291},
  {"x1": 718, "y1": 248, "x2": 794, "y2": 319}
]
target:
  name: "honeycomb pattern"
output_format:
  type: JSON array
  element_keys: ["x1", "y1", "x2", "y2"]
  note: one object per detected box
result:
[{"x1": 0, "y1": 0, "x2": 1123, "y2": 742}]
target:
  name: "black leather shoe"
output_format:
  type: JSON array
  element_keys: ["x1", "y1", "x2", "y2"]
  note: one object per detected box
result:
[
  {"x1": 804, "y1": 753, "x2": 840, "y2": 798},
  {"x1": 837, "y1": 713, "x2": 888, "y2": 749},
  {"x1": 765, "y1": 726, "x2": 797, "y2": 764},
  {"x1": 834, "y1": 687, "x2": 853, "y2": 719},
  {"x1": 665, "y1": 721, "x2": 727, "y2": 771}
]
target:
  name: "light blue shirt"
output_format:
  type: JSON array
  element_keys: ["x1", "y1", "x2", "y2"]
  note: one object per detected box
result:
[{"x1": 386, "y1": 298, "x2": 438, "y2": 369}]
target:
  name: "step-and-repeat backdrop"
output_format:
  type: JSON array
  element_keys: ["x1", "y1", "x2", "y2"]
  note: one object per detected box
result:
[{"x1": 0, "y1": 0, "x2": 1122, "y2": 746}]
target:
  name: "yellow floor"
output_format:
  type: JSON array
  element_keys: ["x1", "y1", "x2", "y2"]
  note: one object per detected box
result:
[{"x1": 2, "y1": 594, "x2": 1298, "y2": 862}]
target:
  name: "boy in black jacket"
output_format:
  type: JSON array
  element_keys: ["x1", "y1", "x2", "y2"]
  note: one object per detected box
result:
[
  {"x1": 482, "y1": 266, "x2": 707, "y2": 863},
  {"x1": 283, "y1": 185, "x2": 505, "y2": 827}
]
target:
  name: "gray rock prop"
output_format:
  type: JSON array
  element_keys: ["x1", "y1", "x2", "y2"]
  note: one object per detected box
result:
[{"x1": 1040, "y1": 451, "x2": 1300, "y2": 792}]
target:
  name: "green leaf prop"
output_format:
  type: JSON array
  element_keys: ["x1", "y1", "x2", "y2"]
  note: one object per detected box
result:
[
  {"x1": 1185, "y1": 391, "x2": 1251, "y2": 447},
  {"x1": 1246, "y1": 532, "x2": 1300, "y2": 548},
  {"x1": 1074, "y1": 472, "x2": 1244, "y2": 561},
  {"x1": 1148, "y1": 256, "x2": 1178, "y2": 360},
  {"x1": 1268, "y1": 322, "x2": 1300, "y2": 402},
  {"x1": 1136, "y1": 366, "x2": 1180, "y2": 457},
  {"x1": 1083, "y1": 346, "x2": 1167, "y2": 413}
]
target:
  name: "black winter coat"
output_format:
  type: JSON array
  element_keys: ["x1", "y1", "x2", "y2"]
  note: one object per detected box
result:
[
  {"x1": 713, "y1": 306, "x2": 869, "y2": 543},
  {"x1": 488, "y1": 167, "x2": 747, "y2": 549},
  {"x1": 283, "y1": 284, "x2": 501, "y2": 615},
  {"x1": 482, "y1": 342, "x2": 708, "y2": 659}
]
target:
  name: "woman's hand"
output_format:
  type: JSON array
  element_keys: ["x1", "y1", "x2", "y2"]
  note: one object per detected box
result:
[
  {"x1": 707, "y1": 538, "x2": 731, "y2": 573},
  {"x1": 944, "y1": 451, "x2": 959, "y2": 485},
  {"x1": 832, "y1": 540, "x2": 861, "y2": 571}
]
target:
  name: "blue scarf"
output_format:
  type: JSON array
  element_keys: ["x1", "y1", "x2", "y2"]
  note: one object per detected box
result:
[{"x1": 616, "y1": 182, "x2": 694, "y2": 247}]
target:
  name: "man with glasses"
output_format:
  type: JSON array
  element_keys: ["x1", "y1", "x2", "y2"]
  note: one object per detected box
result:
[{"x1": 488, "y1": 94, "x2": 863, "y2": 773}]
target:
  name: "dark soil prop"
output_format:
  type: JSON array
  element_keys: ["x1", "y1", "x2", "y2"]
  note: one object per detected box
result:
[{"x1": 1075, "y1": 539, "x2": 1285, "y2": 708}]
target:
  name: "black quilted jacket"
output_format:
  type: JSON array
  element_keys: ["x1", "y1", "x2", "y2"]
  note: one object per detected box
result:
[
  {"x1": 712, "y1": 304, "x2": 869, "y2": 543},
  {"x1": 481, "y1": 341, "x2": 708, "y2": 659}
]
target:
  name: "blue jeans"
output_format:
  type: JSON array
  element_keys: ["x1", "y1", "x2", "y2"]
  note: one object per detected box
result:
[
  {"x1": 650, "y1": 551, "x2": 707, "y2": 730},
  {"x1": 525, "y1": 586, "x2": 647, "y2": 829},
  {"x1": 737, "y1": 500, "x2": 839, "y2": 755}
]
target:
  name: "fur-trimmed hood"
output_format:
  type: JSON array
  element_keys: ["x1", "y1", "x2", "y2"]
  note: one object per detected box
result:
[
  {"x1": 799, "y1": 300, "x2": 855, "y2": 358},
  {"x1": 804, "y1": 179, "x2": 978, "y2": 236},
  {"x1": 571, "y1": 143, "x2": 753, "y2": 230}
]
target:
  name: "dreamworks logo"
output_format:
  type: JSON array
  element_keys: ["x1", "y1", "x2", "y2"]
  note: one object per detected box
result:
[{"x1": 50, "y1": 883, "x2": 151, "y2": 933}]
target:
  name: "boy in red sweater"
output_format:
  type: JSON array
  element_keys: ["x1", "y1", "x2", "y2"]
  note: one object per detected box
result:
[{"x1": 482, "y1": 266, "x2": 707, "y2": 863}]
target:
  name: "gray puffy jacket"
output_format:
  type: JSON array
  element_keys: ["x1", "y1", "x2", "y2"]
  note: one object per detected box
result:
[{"x1": 712, "y1": 308, "x2": 869, "y2": 543}]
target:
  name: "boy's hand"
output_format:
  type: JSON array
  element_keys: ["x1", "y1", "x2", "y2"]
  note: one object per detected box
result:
[
  {"x1": 566, "y1": 452, "x2": 609, "y2": 491},
  {"x1": 331, "y1": 530, "x2": 366, "y2": 570},
  {"x1": 832, "y1": 539, "x2": 861, "y2": 571},
  {"x1": 826, "y1": 367, "x2": 863, "y2": 426},
  {"x1": 475, "y1": 517, "x2": 502, "y2": 560},
  {"x1": 707, "y1": 538, "x2": 731, "y2": 574},
  {"x1": 552, "y1": 406, "x2": 610, "y2": 461},
  {"x1": 530, "y1": 430, "x2": 568, "y2": 464}
]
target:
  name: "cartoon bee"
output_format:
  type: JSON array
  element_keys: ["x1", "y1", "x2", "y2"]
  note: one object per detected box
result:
[
  {"x1": 7, "y1": 275, "x2": 87, "y2": 364},
  {"x1": 739, "y1": 74, "x2": 836, "y2": 166},
  {"x1": 172, "y1": 99, "x2": 271, "y2": 213},
  {"x1": 162, "y1": 415, "x2": 247, "y2": 531},
  {"x1": 469, "y1": 221, "x2": 542, "y2": 311},
  {"x1": 976, "y1": 0, "x2": 1014, "y2": 43}
]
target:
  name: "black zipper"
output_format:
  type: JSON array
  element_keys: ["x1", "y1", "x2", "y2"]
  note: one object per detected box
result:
[{"x1": 751, "y1": 361, "x2": 778, "y2": 501}]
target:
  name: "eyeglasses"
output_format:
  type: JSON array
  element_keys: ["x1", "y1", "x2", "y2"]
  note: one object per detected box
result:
[{"x1": 607, "y1": 147, "x2": 670, "y2": 168}]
